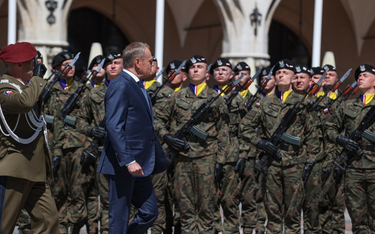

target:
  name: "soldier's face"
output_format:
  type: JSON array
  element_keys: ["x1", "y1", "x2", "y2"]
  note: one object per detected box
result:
[
  {"x1": 234, "y1": 71, "x2": 250, "y2": 86},
  {"x1": 358, "y1": 72, "x2": 375, "y2": 91},
  {"x1": 150, "y1": 61, "x2": 158, "y2": 78},
  {"x1": 263, "y1": 75, "x2": 276, "y2": 91},
  {"x1": 189, "y1": 63, "x2": 208, "y2": 85},
  {"x1": 275, "y1": 69, "x2": 293, "y2": 86},
  {"x1": 170, "y1": 72, "x2": 186, "y2": 85},
  {"x1": 105, "y1": 58, "x2": 124, "y2": 80},
  {"x1": 213, "y1": 66, "x2": 233, "y2": 86},
  {"x1": 292, "y1": 73, "x2": 311, "y2": 92},
  {"x1": 92, "y1": 63, "x2": 106, "y2": 78},
  {"x1": 324, "y1": 71, "x2": 337, "y2": 86},
  {"x1": 310, "y1": 74, "x2": 322, "y2": 87},
  {"x1": 59, "y1": 59, "x2": 75, "y2": 79}
]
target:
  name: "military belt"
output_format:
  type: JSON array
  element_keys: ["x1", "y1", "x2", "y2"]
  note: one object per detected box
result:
[{"x1": 360, "y1": 144, "x2": 375, "y2": 151}]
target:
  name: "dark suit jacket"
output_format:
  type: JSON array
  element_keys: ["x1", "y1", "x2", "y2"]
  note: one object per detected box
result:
[{"x1": 98, "y1": 70, "x2": 167, "y2": 177}]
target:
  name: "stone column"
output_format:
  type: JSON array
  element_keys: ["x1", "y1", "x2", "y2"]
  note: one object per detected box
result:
[
  {"x1": 17, "y1": 0, "x2": 74, "y2": 70},
  {"x1": 214, "y1": 0, "x2": 281, "y2": 68}
]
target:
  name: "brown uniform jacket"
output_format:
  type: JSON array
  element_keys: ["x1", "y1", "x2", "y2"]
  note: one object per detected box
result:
[{"x1": 0, "y1": 74, "x2": 51, "y2": 182}]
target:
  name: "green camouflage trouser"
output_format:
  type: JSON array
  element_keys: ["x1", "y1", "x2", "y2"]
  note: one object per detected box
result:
[
  {"x1": 303, "y1": 160, "x2": 323, "y2": 233},
  {"x1": 264, "y1": 163, "x2": 305, "y2": 233},
  {"x1": 255, "y1": 170, "x2": 266, "y2": 232},
  {"x1": 17, "y1": 209, "x2": 31, "y2": 232},
  {"x1": 83, "y1": 160, "x2": 99, "y2": 234},
  {"x1": 215, "y1": 162, "x2": 241, "y2": 234},
  {"x1": 239, "y1": 159, "x2": 257, "y2": 234},
  {"x1": 174, "y1": 154, "x2": 217, "y2": 233},
  {"x1": 150, "y1": 170, "x2": 169, "y2": 233},
  {"x1": 165, "y1": 169, "x2": 181, "y2": 234},
  {"x1": 345, "y1": 168, "x2": 375, "y2": 234},
  {"x1": 52, "y1": 147, "x2": 97, "y2": 233},
  {"x1": 320, "y1": 163, "x2": 346, "y2": 234},
  {"x1": 96, "y1": 154, "x2": 109, "y2": 234}
]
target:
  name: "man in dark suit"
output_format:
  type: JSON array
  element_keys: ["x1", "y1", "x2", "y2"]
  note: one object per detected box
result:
[{"x1": 97, "y1": 42, "x2": 168, "y2": 233}]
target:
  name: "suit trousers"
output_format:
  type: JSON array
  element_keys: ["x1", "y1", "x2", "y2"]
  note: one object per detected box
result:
[
  {"x1": 107, "y1": 174, "x2": 158, "y2": 234},
  {"x1": 0, "y1": 176, "x2": 59, "y2": 234}
]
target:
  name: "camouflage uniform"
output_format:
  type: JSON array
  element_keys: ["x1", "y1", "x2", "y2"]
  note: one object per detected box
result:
[
  {"x1": 154, "y1": 85, "x2": 230, "y2": 233},
  {"x1": 146, "y1": 81, "x2": 174, "y2": 234},
  {"x1": 298, "y1": 95, "x2": 326, "y2": 234},
  {"x1": 239, "y1": 91, "x2": 265, "y2": 234},
  {"x1": 239, "y1": 91, "x2": 322, "y2": 233},
  {"x1": 17, "y1": 209, "x2": 31, "y2": 233},
  {"x1": 45, "y1": 79, "x2": 97, "y2": 233},
  {"x1": 325, "y1": 96, "x2": 375, "y2": 233},
  {"x1": 76, "y1": 83, "x2": 108, "y2": 234},
  {"x1": 213, "y1": 90, "x2": 243, "y2": 234},
  {"x1": 313, "y1": 97, "x2": 346, "y2": 234}
]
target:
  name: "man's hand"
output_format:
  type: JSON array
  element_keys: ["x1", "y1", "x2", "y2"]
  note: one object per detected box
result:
[
  {"x1": 257, "y1": 140, "x2": 282, "y2": 160},
  {"x1": 163, "y1": 134, "x2": 190, "y2": 152},
  {"x1": 33, "y1": 63, "x2": 47, "y2": 78},
  {"x1": 333, "y1": 165, "x2": 345, "y2": 185},
  {"x1": 234, "y1": 158, "x2": 246, "y2": 178},
  {"x1": 86, "y1": 126, "x2": 107, "y2": 138},
  {"x1": 52, "y1": 155, "x2": 61, "y2": 180},
  {"x1": 80, "y1": 149, "x2": 97, "y2": 174},
  {"x1": 214, "y1": 162, "x2": 224, "y2": 190},
  {"x1": 127, "y1": 162, "x2": 144, "y2": 176},
  {"x1": 336, "y1": 135, "x2": 362, "y2": 156}
]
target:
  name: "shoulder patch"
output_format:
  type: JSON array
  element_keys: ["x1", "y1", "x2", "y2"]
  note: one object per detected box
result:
[{"x1": 4, "y1": 91, "x2": 13, "y2": 95}]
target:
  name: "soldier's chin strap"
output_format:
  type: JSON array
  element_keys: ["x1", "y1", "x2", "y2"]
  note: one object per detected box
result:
[{"x1": 0, "y1": 105, "x2": 45, "y2": 144}]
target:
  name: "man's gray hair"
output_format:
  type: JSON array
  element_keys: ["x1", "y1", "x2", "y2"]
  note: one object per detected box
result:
[{"x1": 122, "y1": 42, "x2": 150, "y2": 69}]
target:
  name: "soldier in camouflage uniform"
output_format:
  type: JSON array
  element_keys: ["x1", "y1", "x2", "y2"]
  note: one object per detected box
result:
[
  {"x1": 292, "y1": 65, "x2": 326, "y2": 234},
  {"x1": 237, "y1": 65, "x2": 276, "y2": 234},
  {"x1": 76, "y1": 52, "x2": 123, "y2": 234},
  {"x1": 162, "y1": 60, "x2": 187, "y2": 234},
  {"x1": 239, "y1": 59, "x2": 322, "y2": 233},
  {"x1": 325, "y1": 64, "x2": 375, "y2": 234},
  {"x1": 315, "y1": 65, "x2": 346, "y2": 234},
  {"x1": 45, "y1": 51, "x2": 97, "y2": 233},
  {"x1": 154, "y1": 55, "x2": 231, "y2": 233},
  {"x1": 209, "y1": 58, "x2": 244, "y2": 234}
]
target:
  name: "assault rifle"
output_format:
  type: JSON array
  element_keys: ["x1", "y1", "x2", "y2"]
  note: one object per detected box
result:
[
  {"x1": 224, "y1": 67, "x2": 262, "y2": 107},
  {"x1": 60, "y1": 58, "x2": 105, "y2": 126},
  {"x1": 338, "y1": 82, "x2": 359, "y2": 105},
  {"x1": 244, "y1": 66, "x2": 274, "y2": 112},
  {"x1": 254, "y1": 74, "x2": 325, "y2": 179},
  {"x1": 322, "y1": 101, "x2": 375, "y2": 185},
  {"x1": 149, "y1": 61, "x2": 186, "y2": 105},
  {"x1": 41, "y1": 52, "x2": 81, "y2": 103},
  {"x1": 80, "y1": 118, "x2": 106, "y2": 173},
  {"x1": 324, "y1": 81, "x2": 358, "y2": 113},
  {"x1": 166, "y1": 77, "x2": 241, "y2": 158},
  {"x1": 308, "y1": 69, "x2": 351, "y2": 111}
]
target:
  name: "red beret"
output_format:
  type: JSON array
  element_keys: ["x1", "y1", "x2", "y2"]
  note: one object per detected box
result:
[{"x1": 0, "y1": 42, "x2": 37, "y2": 63}]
